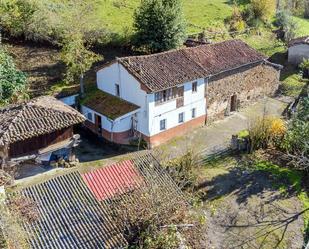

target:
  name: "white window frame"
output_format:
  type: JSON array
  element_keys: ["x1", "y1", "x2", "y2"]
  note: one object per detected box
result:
[
  {"x1": 192, "y1": 81, "x2": 198, "y2": 93},
  {"x1": 191, "y1": 108, "x2": 196, "y2": 118},
  {"x1": 87, "y1": 112, "x2": 93, "y2": 121},
  {"x1": 178, "y1": 112, "x2": 184, "y2": 123},
  {"x1": 160, "y1": 119, "x2": 166, "y2": 131}
]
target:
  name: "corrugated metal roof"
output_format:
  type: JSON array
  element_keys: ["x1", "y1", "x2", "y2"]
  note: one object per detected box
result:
[
  {"x1": 16, "y1": 152, "x2": 185, "y2": 249},
  {"x1": 20, "y1": 172, "x2": 127, "y2": 249},
  {"x1": 81, "y1": 160, "x2": 143, "y2": 201}
]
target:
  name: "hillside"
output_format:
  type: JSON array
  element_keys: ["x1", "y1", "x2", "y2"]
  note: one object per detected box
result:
[
  {"x1": 97, "y1": 0, "x2": 234, "y2": 34},
  {"x1": 3, "y1": 0, "x2": 309, "y2": 97}
]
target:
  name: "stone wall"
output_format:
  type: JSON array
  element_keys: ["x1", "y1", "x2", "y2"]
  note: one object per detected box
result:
[{"x1": 206, "y1": 63, "x2": 280, "y2": 122}]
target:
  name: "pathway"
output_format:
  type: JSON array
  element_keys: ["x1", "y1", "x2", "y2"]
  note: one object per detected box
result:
[{"x1": 155, "y1": 97, "x2": 288, "y2": 159}]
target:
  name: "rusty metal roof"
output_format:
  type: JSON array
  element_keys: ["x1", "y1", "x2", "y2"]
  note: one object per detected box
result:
[{"x1": 81, "y1": 160, "x2": 144, "y2": 201}]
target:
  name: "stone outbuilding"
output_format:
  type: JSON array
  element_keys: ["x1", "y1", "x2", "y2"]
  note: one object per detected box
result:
[{"x1": 288, "y1": 36, "x2": 309, "y2": 65}]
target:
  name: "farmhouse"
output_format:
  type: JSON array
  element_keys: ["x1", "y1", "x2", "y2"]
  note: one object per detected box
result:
[
  {"x1": 0, "y1": 96, "x2": 85, "y2": 167},
  {"x1": 288, "y1": 36, "x2": 309, "y2": 65},
  {"x1": 81, "y1": 39, "x2": 281, "y2": 148}
]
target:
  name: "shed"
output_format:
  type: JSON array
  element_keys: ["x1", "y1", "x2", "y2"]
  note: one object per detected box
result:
[
  {"x1": 288, "y1": 36, "x2": 309, "y2": 65},
  {"x1": 0, "y1": 96, "x2": 85, "y2": 167}
]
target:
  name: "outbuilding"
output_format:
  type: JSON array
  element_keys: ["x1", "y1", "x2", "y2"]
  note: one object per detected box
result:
[
  {"x1": 0, "y1": 96, "x2": 85, "y2": 167},
  {"x1": 288, "y1": 36, "x2": 309, "y2": 65}
]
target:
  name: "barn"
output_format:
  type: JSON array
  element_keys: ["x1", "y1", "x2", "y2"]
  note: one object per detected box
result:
[
  {"x1": 288, "y1": 36, "x2": 309, "y2": 65},
  {"x1": 0, "y1": 96, "x2": 85, "y2": 167}
]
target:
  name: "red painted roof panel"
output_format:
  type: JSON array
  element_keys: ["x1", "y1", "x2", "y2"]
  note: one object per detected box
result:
[{"x1": 81, "y1": 160, "x2": 143, "y2": 201}]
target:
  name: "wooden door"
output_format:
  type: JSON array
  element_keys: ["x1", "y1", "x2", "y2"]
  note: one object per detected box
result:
[
  {"x1": 230, "y1": 94, "x2": 237, "y2": 112},
  {"x1": 95, "y1": 114, "x2": 102, "y2": 134},
  {"x1": 176, "y1": 86, "x2": 184, "y2": 108}
]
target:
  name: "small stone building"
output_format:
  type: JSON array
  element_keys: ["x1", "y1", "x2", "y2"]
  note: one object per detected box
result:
[
  {"x1": 0, "y1": 96, "x2": 85, "y2": 167},
  {"x1": 288, "y1": 36, "x2": 309, "y2": 65}
]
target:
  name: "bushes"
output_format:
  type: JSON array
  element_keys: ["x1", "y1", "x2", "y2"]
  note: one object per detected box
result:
[
  {"x1": 249, "y1": 0, "x2": 276, "y2": 23},
  {"x1": 228, "y1": 6, "x2": 247, "y2": 32},
  {"x1": 0, "y1": 45, "x2": 28, "y2": 105},
  {"x1": 300, "y1": 59, "x2": 309, "y2": 79},
  {"x1": 163, "y1": 150, "x2": 201, "y2": 191},
  {"x1": 110, "y1": 178, "x2": 207, "y2": 248},
  {"x1": 275, "y1": 9, "x2": 298, "y2": 42},
  {"x1": 248, "y1": 116, "x2": 286, "y2": 151}
]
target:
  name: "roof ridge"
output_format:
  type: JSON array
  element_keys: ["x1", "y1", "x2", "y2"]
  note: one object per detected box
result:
[{"x1": 118, "y1": 39, "x2": 241, "y2": 61}]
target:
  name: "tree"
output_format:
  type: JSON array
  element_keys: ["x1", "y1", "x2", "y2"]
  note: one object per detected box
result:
[
  {"x1": 133, "y1": 0, "x2": 186, "y2": 53},
  {"x1": 305, "y1": 0, "x2": 309, "y2": 18},
  {"x1": 0, "y1": 0, "x2": 37, "y2": 38},
  {"x1": 275, "y1": 9, "x2": 298, "y2": 42},
  {"x1": 59, "y1": 0, "x2": 103, "y2": 94},
  {"x1": 0, "y1": 43, "x2": 28, "y2": 105},
  {"x1": 250, "y1": 0, "x2": 276, "y2": 23},
  {"x1": 61, "y1": 34, "x2": 101, "y2": 96}
]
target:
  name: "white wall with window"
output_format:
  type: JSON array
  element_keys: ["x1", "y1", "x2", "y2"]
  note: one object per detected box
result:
[
  {"x1": 97, "y1": 62, "x2": 149, "y2": 136},
  {"x1": 81, "y1": 105, "x2": 139, "y2": 134},
  {"x1": 97, "y1": 62, "x2": 207, "y2": 138},
  {"x1": 148, "y1": 78, "x2": 206, "y2": 136}
]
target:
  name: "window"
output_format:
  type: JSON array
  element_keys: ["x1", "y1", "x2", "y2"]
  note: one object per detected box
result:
[
  {"x1": 87, "y1": 112, "x2": 93, "y2": 121},
  {"x1": 192, "y1": 81, "x2": 197, "y2": 92},
  {"x1": 160, "y1": 119, "x2": 166, "y2": 131},
  {"x1": 191, "y1": 108, "x2": 196, "y2": 118},
  {"x1": 178, "y1": 112, "x2": 184, "y2": 123},
  {"x1": 155, "y1": 87, "x2": 177, "y2": 104},
  {"x1": 115, "y1": 84, "x2": 120, "y2": 97}
]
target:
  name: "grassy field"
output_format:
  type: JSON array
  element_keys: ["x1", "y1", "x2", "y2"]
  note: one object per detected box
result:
[
  {"x1": 293, "y1": 16, "x2": 309, "y2": 36},
  {"x1": 6, "y1": 0, "x2": 309, "y2": 97},
  {"x1": 96, "y1": 0, "x2": 234, "y2": 34}
]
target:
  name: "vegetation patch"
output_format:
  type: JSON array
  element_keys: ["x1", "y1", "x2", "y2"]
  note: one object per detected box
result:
[{"x1": 251, "y1": 160, "x2": 309, "y2": 239}]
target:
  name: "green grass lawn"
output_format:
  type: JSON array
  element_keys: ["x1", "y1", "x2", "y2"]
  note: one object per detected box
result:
[
  {"x1": 293, "y1": 16, "x2": 309, "y2": 36},
  {"x1": 96, "y1": 0, "x2": 234, "y2": 34}
]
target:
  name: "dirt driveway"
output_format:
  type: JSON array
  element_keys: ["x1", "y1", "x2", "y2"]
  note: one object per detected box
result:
[{"x1": 196, "y1": 156, "x2": 305, "y2": 249}]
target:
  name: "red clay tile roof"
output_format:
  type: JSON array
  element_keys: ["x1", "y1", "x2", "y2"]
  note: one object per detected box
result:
[
  {"x1": 0, "y1": 96, "x2": 85, "y2": 146},
  {"x1": 81, "y1": 90, "x2": 140, "y2": 120},
  {"x1": 81, "y1": 160, "x2": 143, "y2": 201},
  {"x1": 289, "y1": 36, "x2": 309, "y2": 47},
  {"x1": 118, "y1": 39, "x2": 267, "y2": 92}
]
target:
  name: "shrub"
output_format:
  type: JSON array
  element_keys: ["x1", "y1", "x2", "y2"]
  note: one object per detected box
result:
[
  {"x1": 248, "y1": 116, "x2": 286, "y2": 151},
  {"x1": 163, "y1": 150, "x2": 201, "y2": 191},
  {"x1": 229, "y1": 6, "x2": 247, "y2": 32},
  {"x1": 0, "y1": 0, "x2": 38, "y2": 38},
  {"x1": 0, "y1": 45, "x2": 28, "y2": 105},
  {"x1": 109, "y1": 178, "x2": 207, "y2": 248},
  {"x1": 249, "y1": 0, "x2": 276, "y2": 23},
  {"x1": 300, "y1": 59, "x2": 309, "y2": 79},
  {"x1": 280, "y1": 97, "x2": 309, "y2": 171},
  {"x1": 275, "y1": 9, "x2": 298, "y2": 42}
]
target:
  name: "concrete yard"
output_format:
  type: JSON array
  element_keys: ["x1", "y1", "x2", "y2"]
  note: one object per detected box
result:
[{"x1": 155, "y1": 97, "x2": 288, "y2": 159}]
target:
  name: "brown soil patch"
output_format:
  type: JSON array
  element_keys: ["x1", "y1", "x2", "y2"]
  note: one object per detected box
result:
[{"x1": 5, "y1": 40, "x2": 65, "y2": 97}]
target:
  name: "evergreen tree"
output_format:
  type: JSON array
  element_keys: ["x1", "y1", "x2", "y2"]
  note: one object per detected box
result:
[{"x1": 133, "y1": 0, "x2": 186, "y2": 53}]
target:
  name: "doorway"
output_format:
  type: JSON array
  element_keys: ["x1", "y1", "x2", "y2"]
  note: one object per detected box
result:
[
  {"x1": 230, "y1": 94, "x2": 237, "y2": 112},
  {"x1": 95, "y1": 114, "x2": 102, "y2": 134}
]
